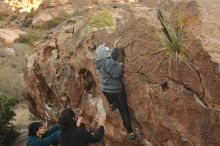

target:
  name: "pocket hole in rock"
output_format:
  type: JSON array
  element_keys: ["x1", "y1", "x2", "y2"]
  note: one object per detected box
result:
[{"x1": 79, "y1": 68, "x2": 96, "y2": 94}]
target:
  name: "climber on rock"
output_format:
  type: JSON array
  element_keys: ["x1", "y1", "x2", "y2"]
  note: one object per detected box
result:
[
  {"x1": 58, "y1": 108, "x2": 105, "y2": 146},
  {"x1": 94, "y1": 44, "x2": 137, "y2": 140},
  {"x1": 27, "y1": 120, "x2": 59, "y2": 146}
]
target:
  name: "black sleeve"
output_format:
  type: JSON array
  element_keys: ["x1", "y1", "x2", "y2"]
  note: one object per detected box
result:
[
  {"x1": 111, "y1": 48, "x2": 118, "y2": 61},
  {"x1": 85, "y1": 126, "x2": 105, "y2": 143}
]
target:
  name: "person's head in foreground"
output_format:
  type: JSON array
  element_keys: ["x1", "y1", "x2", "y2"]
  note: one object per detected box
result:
[{"x1": 28, "y1": 121, "x2": 48, "y2": 137}]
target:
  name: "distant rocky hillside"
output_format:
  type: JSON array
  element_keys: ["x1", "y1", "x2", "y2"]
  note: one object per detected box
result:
[{"x1": 22, "y1": 0, "x2": 220, "y2": 146}]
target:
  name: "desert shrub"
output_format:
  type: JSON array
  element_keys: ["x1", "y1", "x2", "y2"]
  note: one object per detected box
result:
[
  {"x1": 22, "y1": 10, "x2": 36, "y2": 27},
  {"x1": 0, "y1": 92, "x2": 18, "y2": 146},
  {"x1": 9, "y1": 14, "x2": 17, "y2": 22},
  {"x1": 72, "y1": 10, "x2": 84, "y2": 17},
  {"x1": 22, "y1": 18, "x2": 33, "y2": 27},
  {"x1": 17, "y1": 29, "x2": 46, "y2": 45}
]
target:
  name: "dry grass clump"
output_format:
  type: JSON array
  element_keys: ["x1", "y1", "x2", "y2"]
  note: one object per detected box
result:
[{"x1": 82, "y1": 7, "x2": 116, "y2": 36}]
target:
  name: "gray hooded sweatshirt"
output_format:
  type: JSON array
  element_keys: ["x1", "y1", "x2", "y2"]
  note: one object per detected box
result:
[{"x1": 95, "y1": 58, "x2": 123, "y2": 93}]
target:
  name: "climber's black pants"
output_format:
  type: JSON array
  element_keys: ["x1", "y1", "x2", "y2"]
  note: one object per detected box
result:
[{"x1": 103, "y1": 91, "x2": 133, "y2": 133}]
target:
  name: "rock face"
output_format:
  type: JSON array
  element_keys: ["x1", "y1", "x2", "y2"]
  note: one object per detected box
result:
[
  {"x1": 196, "y1": 0, "x2": 220, "y2": 67},
  {"x1": 23, "y1": 1, "x2": 220, "y2": 146}
]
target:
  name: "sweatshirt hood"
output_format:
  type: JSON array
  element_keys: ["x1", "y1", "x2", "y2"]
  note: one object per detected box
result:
[
  {"x1": 94, "y1": 44, "x2": 110, "y2": 60},
  {"x1": 59, "y1": 108, "x2": 75, "y2": 126}
]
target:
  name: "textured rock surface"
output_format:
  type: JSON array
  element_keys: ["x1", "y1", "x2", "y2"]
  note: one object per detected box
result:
[
  {"x1": 24, "y1": 1, "x2": 220, "y2": 146},
  {"x1": 197, "y1": 0, "x2": 220, "y2": 67}
]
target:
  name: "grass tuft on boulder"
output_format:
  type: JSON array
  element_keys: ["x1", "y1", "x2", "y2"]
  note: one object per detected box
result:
[{"x1": 82, "y1": 7, "x2": 116, "y2": 36}]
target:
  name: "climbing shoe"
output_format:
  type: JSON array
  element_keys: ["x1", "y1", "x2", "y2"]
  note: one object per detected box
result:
[
  {"x1": 109, "y1": 103, "x2": 117, "y2": 111},
  {"x1": 128, "y1": 132, "x2": 137, "y2": 141}
]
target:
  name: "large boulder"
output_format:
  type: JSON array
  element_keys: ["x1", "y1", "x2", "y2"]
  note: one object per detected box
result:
[
  {"x1": 39, "y1": 0, "x2": 70, "y2": 8},
  {"x1": 69, "y1": 0, "x2": 137, "y2": 8},
  {"x1": 23, "y1": 1, "x2": 220, "y2": 146},
  {"x1": 0, "y1": 48, "x2": 16, "y2": 57},
  {"x1": 32, "y1": 11, "x2": 53, "y2": 27},
  {"x1": 0, "y1": 1, "x2": 13, "y2": 16},
  {"x1": 0, "y1": 28, "x2": 26, "y2": 47},
  {"x1": 32, "y1": 0, "x2": 74, "y2": 27}
]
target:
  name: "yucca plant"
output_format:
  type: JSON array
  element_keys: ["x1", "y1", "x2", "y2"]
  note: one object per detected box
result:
[
  {"x1": 82, "y1": 7, "x2": 116, "y2": 36},
  {"x1": 157, "y1": 9, "x2": 185, "y2": 58},
  {"x1": 153, "y1": 8, "x2": 207, "y2": 106},
  {"x1": 154, "y1": 9, "x2": 199, "y2": 74}
]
